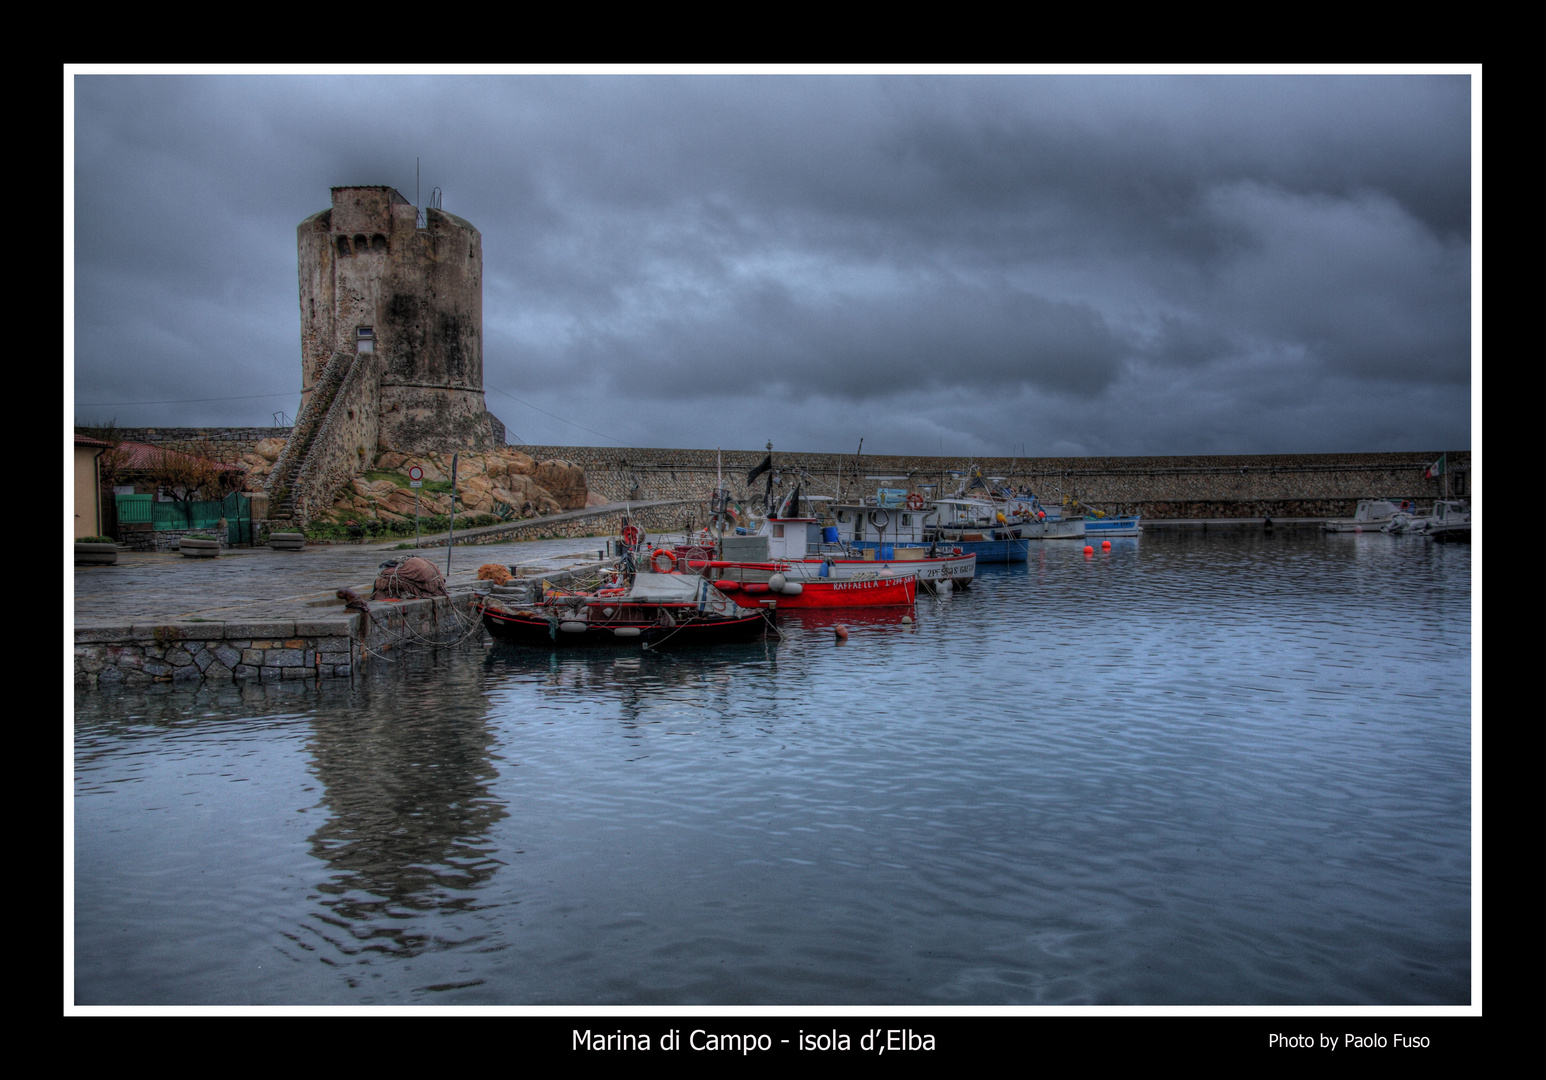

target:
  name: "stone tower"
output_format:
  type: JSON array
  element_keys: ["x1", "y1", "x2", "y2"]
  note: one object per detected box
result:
[
  {"x1": 296, "y1": 185, "x2": 504, "y2": 451},
  {"x1": 264, "y1": 186, "x2": 505, "y2": 525}
]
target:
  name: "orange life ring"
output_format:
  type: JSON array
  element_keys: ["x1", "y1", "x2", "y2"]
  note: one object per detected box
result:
[
  {"x1": 650, "y1": 548, "x2": 676, "y2": 574},
  {"x1": 906, "y1": 493, "x2": 925, "y2": 510}
]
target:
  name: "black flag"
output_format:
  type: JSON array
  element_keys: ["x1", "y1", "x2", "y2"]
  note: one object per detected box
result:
[{"x1": 747, "y1": 454, "x2": 772, "y2": 484}]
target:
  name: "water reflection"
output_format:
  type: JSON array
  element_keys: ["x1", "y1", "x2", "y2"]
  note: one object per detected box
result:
[
  {"x1": 74, "y1": 530, "x2": 1471, "y2": 1005},
  {"x1": 298, "y1": 655, "x2": 508, "y2": 971}
]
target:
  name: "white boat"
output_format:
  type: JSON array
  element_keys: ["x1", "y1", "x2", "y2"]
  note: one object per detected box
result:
[
  {"x1": 717, "y1": 486, "x2": 975, "y2": 592},
  {"x1": 1074, "y1": 502, "x2": 1142, "y2": 537},
  {"x1": 1424, "y1": 499, "x2": 1471, "y2": 544},
  {"x1": 1381, "y1": 500, "x2": 1431, "y2": 534},
  {"x1": 1323, "y1": 499, "x2": 1405, "y2": 532},
  {"x1": 927, "y1": 496, "x2": 1085, "y2": 549},
  {"x1": 765, "y1": 499, "x2": 976, "y2": 591}
]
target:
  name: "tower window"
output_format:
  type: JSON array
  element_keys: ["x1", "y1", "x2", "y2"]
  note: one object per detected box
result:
[{"x1": 356, "y1": 326, "x2": 375, "y2": 353}]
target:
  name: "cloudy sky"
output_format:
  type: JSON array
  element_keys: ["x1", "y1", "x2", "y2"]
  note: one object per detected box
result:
[{"x1": 69, "y1": 69, "x2": 1476, "y2": 459}]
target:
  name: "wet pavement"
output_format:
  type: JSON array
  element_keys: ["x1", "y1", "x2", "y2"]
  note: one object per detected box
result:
[{"x1": 73, "y1": 534, "x2": 611, "y2": 624}]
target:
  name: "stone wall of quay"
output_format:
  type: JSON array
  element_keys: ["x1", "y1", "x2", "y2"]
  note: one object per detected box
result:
[
  {"x1": 74, "y1": 592, "x2": 483, "y2": 687},
  {"x1": 113, "y1": 426, "x2": 292, "y2": 466},
  {"x1": 514, "y1": 446, "x2": 1471, "y2": 519},
  {"x1": 102, "y1": 434, "x2": 1472, "y2": 521}
]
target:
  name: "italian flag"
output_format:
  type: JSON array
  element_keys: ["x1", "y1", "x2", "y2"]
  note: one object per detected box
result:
[{"x1": 1425, "y1": 454, "x2": 1446, "y2": 478}]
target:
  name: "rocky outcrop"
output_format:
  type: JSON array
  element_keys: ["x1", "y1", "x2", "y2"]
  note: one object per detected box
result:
[
  {"x1": 532, "y1": 459, "x2": 589, "y2": 510},
  {"x1": 326, "y1": 447, "x2": 584, "y2": 523}
]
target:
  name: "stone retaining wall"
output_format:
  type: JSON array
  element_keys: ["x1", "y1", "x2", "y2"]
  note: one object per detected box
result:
[
  {"x1": 74, "y1": 592, "x2": 483, "y2": 687},
  {"x1": 112, "y1": 427, "x2": 291, "y2": 466},
  {"x1": 101, "y1": 434, "x2": 1473, "y2": 520},
  {"x1": 514, "y1": 446, "x2": 1471, "y2": 518}
]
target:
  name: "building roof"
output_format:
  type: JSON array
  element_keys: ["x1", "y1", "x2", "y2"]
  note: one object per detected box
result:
[
  {"x1": 112, "y1": 441, "x2": 245, "y2": 472},
  {"x1": 75, "y1": 434, "x2": 115, "y2": 449}
]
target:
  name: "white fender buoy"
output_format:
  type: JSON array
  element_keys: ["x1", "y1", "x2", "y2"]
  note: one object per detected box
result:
[
  {"x1": 781, "y1": 581, "x2": 803, "y2": 596},
  {"x1": 936, "y1": 577, "x2": 953, "y2": 593},
  {"x1": 768, "y1": 572, "x2": 787, "y2": 593},
  {"x1": 612, "y1": 626, "x2": 641, "y2": 637},
  {"x1": 560, "y1": 621, "x2": 588, "y2": 633}
]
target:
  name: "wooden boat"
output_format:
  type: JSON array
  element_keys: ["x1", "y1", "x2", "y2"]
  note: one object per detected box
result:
[{"x1": 479, "y1": 571, "x2": 775, "y2": 648}]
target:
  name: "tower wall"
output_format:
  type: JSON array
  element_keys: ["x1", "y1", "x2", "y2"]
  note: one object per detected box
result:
[{"x1": 296, "y1": 187, "x2": 500, "y2": 455}]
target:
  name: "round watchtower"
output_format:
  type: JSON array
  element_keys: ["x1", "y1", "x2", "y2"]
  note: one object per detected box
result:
[{"x1": 296, "y1": 185, "x2": 504, "y2": 453}]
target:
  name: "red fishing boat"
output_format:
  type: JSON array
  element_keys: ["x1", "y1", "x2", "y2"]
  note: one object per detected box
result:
[
  {"x1": 667, "y1": 555, "x2": 919, "y2": 609},
  {"x1": 479, "y1": 570, "x2": 774, "y2": 649}
]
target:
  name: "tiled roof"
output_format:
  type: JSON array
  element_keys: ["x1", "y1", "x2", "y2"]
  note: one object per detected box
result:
[{"x1": 111, "y1": 441, "x2": 246, "y2": 472}]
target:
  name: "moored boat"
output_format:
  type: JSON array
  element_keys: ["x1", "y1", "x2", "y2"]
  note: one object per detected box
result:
[
  {"x1": 766, "y1": 492, "x2": 977, "y2": 591},
  {"x1": 479, "y1": 571, "x2": 775, "y2": 648},
  {"x1": 1323, "y1": 499, "x2": 1404, "y2": 532},
  {"x1": 698, "y1": 560, "x2": 919, "y2": 608},
  {"x1": 1424, "y1": 499, "x2": 1471, "y2": 544},
  {"x1": 1073, "y1": 501, "x2": 1142, "y2": 537},
  {"x1": 698, "y1": 451, "x2": 976, "y2": 592}
]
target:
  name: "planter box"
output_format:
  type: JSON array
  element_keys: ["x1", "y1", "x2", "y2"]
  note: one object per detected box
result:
[
  {"x1": 268, "y1": 532, "x2": 306, "y2": 551},
  {"x1": 178, "y1": 537, "x2": 221, "y2": 558},
  {"x1": 75, "y1": 542, "x2": 118, "y2": 566}
]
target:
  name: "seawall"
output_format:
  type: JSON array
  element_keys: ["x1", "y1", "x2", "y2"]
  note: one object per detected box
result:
[
  {"x1": 74, "y1": 592, "x2": 483, "y2": 688},
  {"x1": 101, "y1": 432, "x2": 1471, "y2": 521},
  {"x1": 511, "y1": 446, "x2": 1471, "y2": 520}
]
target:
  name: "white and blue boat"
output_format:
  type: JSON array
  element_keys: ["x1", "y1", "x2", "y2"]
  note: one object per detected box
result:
[
  {"x1": 921, "y1": 498, "x2": 1032, "y2": 563},
  {"x1": 1077, "y1": 504, "x2": 1142, "y2": 537}
]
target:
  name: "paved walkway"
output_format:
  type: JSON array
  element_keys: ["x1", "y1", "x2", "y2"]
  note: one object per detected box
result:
[
  {"x1": 71, "y1": 500, "x2": 693, "y2": 625},
  {"x1": 73, "y1": 507, "x2": 1322, "y2": 625},
  {"x1": 73, "y1": 534, "x2": 611, "y2": 625}
]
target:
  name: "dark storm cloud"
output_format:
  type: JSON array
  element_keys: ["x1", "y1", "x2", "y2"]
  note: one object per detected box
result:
[{"x1": 71, "y1": 70, "x2": 1473, "y2": 455}]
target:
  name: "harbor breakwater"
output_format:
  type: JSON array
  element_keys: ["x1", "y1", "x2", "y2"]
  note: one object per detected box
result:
[
  {"x1": 108, "y1": 430, "x2": 1468, "y2": 523},
  {"x1": 516, "y1": 446, "x2": 1471, "y2": 521}
]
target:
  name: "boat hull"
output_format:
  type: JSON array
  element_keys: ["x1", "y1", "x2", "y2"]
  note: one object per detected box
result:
[
  {"x1": 861, "y1": 537, "x2": 1028, "y2": 564},
  {"x1": 1082, "y1": 516, "x2": 1141, "y2": 537},
  {"x1": 1428, "y1": 524, "x2": 1471, "y2": 544},
  {"x1": 480, "y1": 603, "x2": 774, "y2": 648},
  {"x1": 799, "y1": 554, "x2": 975, "y2": 590},
  {"x1": 712, "y1": 573, "x2": 917, "y2": 608}
]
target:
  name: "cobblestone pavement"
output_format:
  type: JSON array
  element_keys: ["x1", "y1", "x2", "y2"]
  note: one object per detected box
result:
[{"x1": 73, "y1": 535, "x2": 611, "y2": 624}]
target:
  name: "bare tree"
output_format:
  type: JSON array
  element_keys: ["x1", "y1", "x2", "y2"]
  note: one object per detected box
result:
[{"x1": 143, "y1": 445, "x2": 245, "y2": 503}]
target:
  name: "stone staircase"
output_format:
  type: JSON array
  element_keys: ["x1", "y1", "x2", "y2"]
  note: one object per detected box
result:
[{"x1": 263, "y1": 348, "x2": 353, "y2": 526}]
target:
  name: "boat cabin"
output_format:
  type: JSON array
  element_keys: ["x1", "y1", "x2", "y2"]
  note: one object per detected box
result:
[
  {"x1": 930, "y1": 498, "x2": 1007, "y2": 530},
  {"x1": 828, "y1": 501, "x2": 931, "y2": 551},
  {"x1": 1428, "y1": 500, "x2": 1469, "y2": 525}
]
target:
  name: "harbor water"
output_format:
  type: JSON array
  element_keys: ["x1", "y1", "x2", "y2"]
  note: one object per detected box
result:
[{"x1": 72, "y1": 529, "x2": 1473, "y2": 1005}]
